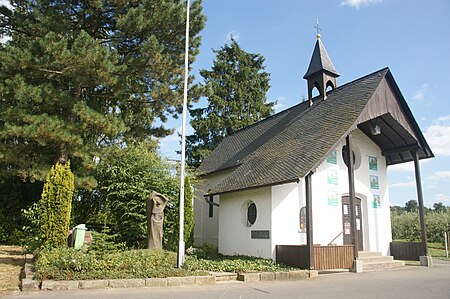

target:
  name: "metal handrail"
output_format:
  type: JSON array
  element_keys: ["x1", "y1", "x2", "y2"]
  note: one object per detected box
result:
[{"x1": 328, "y1": 231, "x2": 343, "y2": 245}]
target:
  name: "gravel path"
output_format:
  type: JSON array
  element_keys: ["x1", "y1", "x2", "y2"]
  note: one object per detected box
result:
[{"x1": 0, "y1": 246, "x2": 24, "y2": 296}]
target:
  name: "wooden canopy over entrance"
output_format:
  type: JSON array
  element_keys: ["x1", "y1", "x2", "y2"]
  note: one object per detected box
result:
[{"x1": 303, "y1": 73, "x2": 434, "y2": 269}]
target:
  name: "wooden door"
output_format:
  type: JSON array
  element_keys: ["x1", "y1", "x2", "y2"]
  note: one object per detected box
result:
[{"x1": 342, "y1": 196, "x2": 363, "y2": 251}]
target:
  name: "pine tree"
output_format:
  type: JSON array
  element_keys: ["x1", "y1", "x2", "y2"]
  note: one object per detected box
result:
[
  {"x1": 40, "y1": 161, "x2": 74, "y2": 248},
  {"x1": 0, "y1": 1, "x2": 205, "y2": 187},
  {"x1": 186, "y1": 38, "x2": 274, "y2": 167}
]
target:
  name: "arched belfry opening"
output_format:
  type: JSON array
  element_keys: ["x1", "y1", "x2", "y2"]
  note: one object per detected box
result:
[{"x1": 303, "y1": 33, "x2": 340, "y2": 105}]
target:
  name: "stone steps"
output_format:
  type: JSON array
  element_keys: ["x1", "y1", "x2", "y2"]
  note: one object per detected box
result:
[{"x1": 357, "y1": 251, "x2": 405, "y2": 272}]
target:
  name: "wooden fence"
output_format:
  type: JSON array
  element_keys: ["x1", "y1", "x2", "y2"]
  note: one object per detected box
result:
[
  {"x1": 390, "y1": 242, "x2": 423, "y2": 261},
  {"x1": 276, "y1": 245, "x2": 354, "y2": 270}
]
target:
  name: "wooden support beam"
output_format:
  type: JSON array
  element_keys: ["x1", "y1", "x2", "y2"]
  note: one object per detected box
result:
[
  {"x1": 346, "y1": 134, "x2": 358, "y2": 259},
  {"x1": 382, "y1": 144, "x2": 420, "y2": 157},
  {"x1": 305, "y1": 172, "x2": 314, "y2": 269},
  {"x1": 412, "y1": 150, "x2": 428, "y2": 256}
]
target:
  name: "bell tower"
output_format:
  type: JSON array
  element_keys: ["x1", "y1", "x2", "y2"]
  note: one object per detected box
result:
[{"x1": 303, "y1": 31, "x2": 340, "y2": 105}]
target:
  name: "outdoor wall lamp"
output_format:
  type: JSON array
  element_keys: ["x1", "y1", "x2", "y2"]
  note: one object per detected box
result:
[{"x1": 371, "y1": 124, "x2": 382, "y2": 135}]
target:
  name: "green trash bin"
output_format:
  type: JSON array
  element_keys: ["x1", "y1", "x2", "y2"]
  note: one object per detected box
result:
[{"x1": 74, "y1": 224, "x2": 87, "y2": 250}]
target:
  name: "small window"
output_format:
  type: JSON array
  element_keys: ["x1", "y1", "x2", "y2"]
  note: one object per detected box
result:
[
  {"x1": 247, "y1": 202, "x2": 257, "y2": 226},
  {"x1": 208, "y1": 196, "x2": 214, "y2": 218}
]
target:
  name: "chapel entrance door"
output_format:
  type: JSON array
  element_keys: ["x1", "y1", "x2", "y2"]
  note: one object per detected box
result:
[{"x1": 342, "y1": 196, "x2": 363, "y2": 251}]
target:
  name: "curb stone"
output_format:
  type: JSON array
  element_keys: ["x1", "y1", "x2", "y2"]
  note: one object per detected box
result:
[
  {"x1": 237, "y1": 273, "x2": 260, "y2": 282},
  {"x1": 41, "y1": 280, "x2": 79, "y2": 291},
  {"x1": 108, "y1": 279, "x2": 145, "y2": 288},
  {"x1": 21, "y1": 278, "x2": 40, "y2": 292},
  {"x1": 145, "y1": 277, "x2": 167, "y2": 287},
  {"x1": 260, "y1": 272, "x2": 275, "y2": 281},
  {"x1": 79, "y1": 279, "x2": 109, "y2": 289},
  {"x1": 167, "y1": 276, "x2": 195, "y2": 287},
  {"x1": 22, "y1": 255, "x2": 316, "y2": 292},
  {"x1": 275, "y1": 271, "x2": 290, "y2": 280}
]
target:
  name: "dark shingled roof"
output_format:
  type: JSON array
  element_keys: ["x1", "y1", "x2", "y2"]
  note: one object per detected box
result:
[
  {"x1": 199, "y1": 68, "x2": 432, "y2": 195},
  {"x1": 304, "y1": 38, "x2": 340, "y2": 79}
]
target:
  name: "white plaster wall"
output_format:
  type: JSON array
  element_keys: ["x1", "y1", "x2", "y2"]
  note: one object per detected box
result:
[
  {"x1": 271, "y1": 182, "x2": 306, "y2": 259},
  {"x1": 310, "y1": 129, "x2": 392, "y2": 255},
  {"x1": 218, "y1": 187, "x2": 272, "y2": 258},
  {"x1": 193, "y1": 169, "x2": 233, "y2": 248}
]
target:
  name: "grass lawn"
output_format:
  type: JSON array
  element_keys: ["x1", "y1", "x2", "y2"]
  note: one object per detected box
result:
[
  {"x1": 393, "y1": 240, "x2": 450, "y2": 263},
  {"x1": 428, "y1": 242, "x2": 450, "y2": 261}
]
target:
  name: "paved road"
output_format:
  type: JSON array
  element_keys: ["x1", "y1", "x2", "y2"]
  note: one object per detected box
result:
[{"x1": 4, "y1": 260, "x2": 450, "y2": 299}]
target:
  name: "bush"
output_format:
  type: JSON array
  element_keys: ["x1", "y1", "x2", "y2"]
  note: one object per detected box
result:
[
  {"x1": 34, "y1": 247, "x2": 205, "y2": 280},
  {"x1": 391, "y1": 210, "x2": 450, "y2": 243},
  {"x1": 21, "y1": 202, "x2": 42, "y2": 252},
  {"x1": 184, "y1": 255, "x2": 296, "y2": 273},
  {"x1": 88, "y1": 228, "x2": 126, "y2": 255},
  {"x1": 39, "y1": 162, "x2": 74, "y2": 248},
  {"x1": 74, "y1": 140, "x2": 195, "y2": 250},
  {"x1": 391, "y1": 212, "x2": 421, "y2": 241},
  {"x1": 426, "y1": 212, "x2": 450, "y2": 243},
  {"x1": 186, "y1": 243, "x2": 218, "y2": 259}
]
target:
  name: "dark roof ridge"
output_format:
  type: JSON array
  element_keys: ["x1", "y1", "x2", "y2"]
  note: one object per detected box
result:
[
  {"x1": 225, "y1": 67, "x2": 390, "y2": 140},
  {"x1": 332, "y1": 67, "x2": 389, "y2": 92}
]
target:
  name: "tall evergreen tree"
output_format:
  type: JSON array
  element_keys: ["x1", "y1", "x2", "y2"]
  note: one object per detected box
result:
[
  {"x1": 0, "y1": 0, "x2": 205, "y2": 187},
  {"x1": 186, "y1": 38, "x2": 274, "y2": 167}
]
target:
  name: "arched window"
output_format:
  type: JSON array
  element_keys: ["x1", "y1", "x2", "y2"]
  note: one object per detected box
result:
[{"x1": 326, "y1": 80, "x2": 335, "y2": 92}]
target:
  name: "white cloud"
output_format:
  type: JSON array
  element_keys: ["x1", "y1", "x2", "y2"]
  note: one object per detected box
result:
[
  {"x1": 387, "y1": 159, "x2": 430, "y2": 173},
  {"x1": 0, "y1": 1, "x2": 13, "y2": 44},
  {"x1": 0, "y1": 0, "x2": 13, "y2": 9},
  {"x1": 389, "y1": 181, "x2": 416, "y2": 188},
  {"x1": 428, "y1": 193, "x2": 450, "y2": 206},
  {"x1": 340, "y1": 0, "x2": 382, "y2": 9},
  {"x1": 226, "y1": 31, "x2": 240, "y2": 42},
  {"x1": 274, "y1": 96, "x2": 286, "y2": 112},
  {"x1": 437, "y1": 115, "x2": 450, "y2": 122},
  {"x1": 424, "y1": 115, "x2": 450, "y2": 156},
  {"x1": 411, "y1": 83, "x2": 429, "y2": 101},
  {"x1": 387, "y1": 161, "x2": 414, "y2": 173},
  {"x1": 427, "y1": 171, "x2": 450, "y2": 183}
]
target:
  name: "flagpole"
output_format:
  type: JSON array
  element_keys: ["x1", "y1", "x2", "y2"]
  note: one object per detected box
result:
[{"x1": 177, "y1": 0, "x2": 190, "y2": 268}]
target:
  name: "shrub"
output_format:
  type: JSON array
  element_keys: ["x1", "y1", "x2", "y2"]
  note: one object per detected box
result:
[
  {"x1": 187, "y1": 243, "x2": 218, "y2": 259},
  {"x1": 34, "y1": 247, "x2": 205, "y2": 280},
  {"x1": 75, "y1": 140, "x2": 196, "y2": 250},
  {"x1": 164, "y1": 175, "x2": 195, "y2": 251},
  {"x1": 40, "y1": 162, "x2": 75, "y2": 247},
  {"x1": 184, "y1": 255, "x2": 296, "y2": 273},
  {"x1": 21, "y1": 202, "x2": 42, "y2": 252},
  {"x1": 88, "y1": 228, "x2": 126, "y2": 255},
  {"x1": 426, "y1": 212, "x2": 450, "y2": 243},
  {"x1": 391, "y1": 210, "x2": 450, "y2": 243}
]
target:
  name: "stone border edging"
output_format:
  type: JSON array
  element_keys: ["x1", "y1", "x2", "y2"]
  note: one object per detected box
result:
[{"x1": 21, "y1": 256, "x2": 318, "y2": 292}]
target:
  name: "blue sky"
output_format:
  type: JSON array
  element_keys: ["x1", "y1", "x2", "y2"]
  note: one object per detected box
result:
[
  {"x1": 1, "y1": 0, "x2": 448, "y2": 208},
  {"x1": 159, "y1": 0, "x2": 450, "y2": 208}
]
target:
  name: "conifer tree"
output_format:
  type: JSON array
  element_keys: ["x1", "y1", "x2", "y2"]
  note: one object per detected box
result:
[
  {"x1": 0, "y1": 1, "x2": 205, "y2": 187},
  {"x1": 40, "y1": 161, "x2": 74, "y2": 248},
  {"x1": 186, "y1": 38, "x2": 274, "y2": 167}
]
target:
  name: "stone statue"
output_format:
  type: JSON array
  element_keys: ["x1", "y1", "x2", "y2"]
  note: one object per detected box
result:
[{"x1": 147, "y1": 191, "x2": 169, "y2": 249}]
